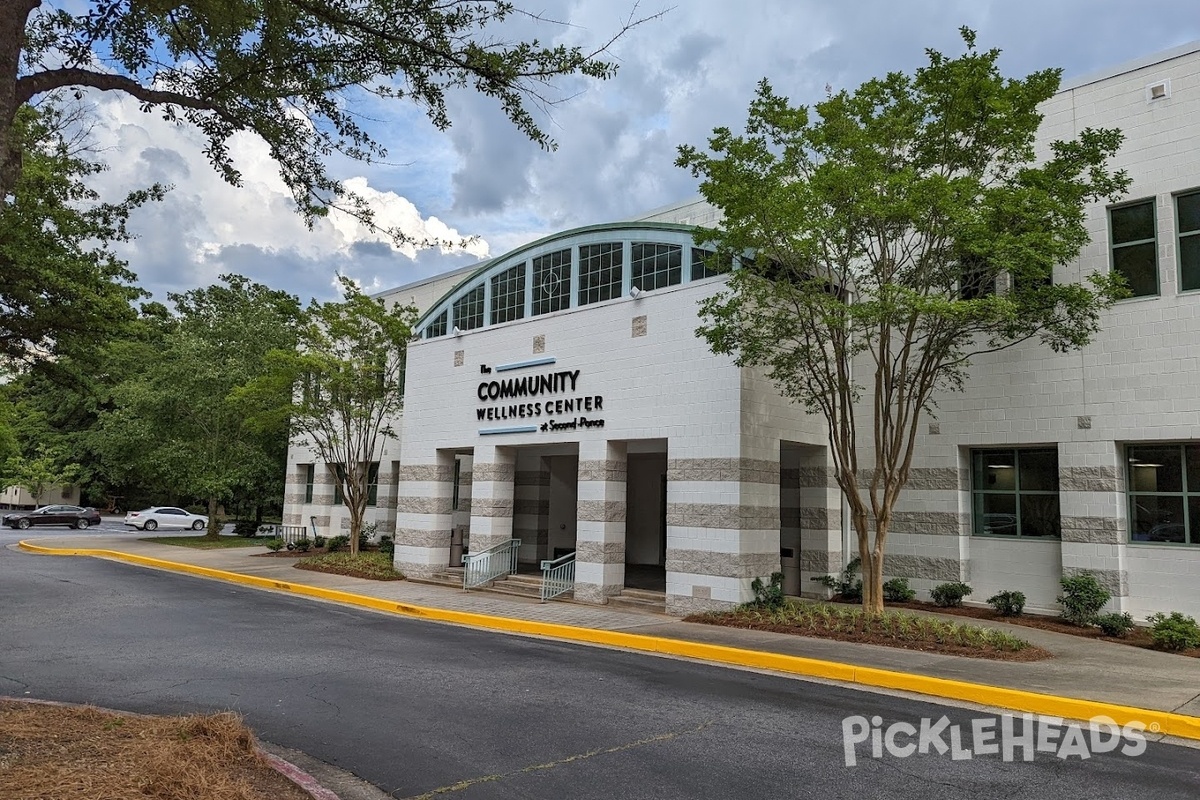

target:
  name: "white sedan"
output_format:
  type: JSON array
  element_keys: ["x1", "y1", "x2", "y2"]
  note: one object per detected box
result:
[{"x1": 124, "y1": 507, "x2": 208, "y2": 531}]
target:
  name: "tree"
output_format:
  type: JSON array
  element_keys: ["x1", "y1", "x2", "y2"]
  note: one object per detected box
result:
[
  {"x1": 97, "y1": 276, "x2": 301, "y2": 538},
  {"x1": 0, "y1": 101, "x2": 159, "y2": 365},
  {"x1": 3, "y1": 1, "x2": 655, "y2": 237},
  {"x1": 676, "y1": 29, "x2": 1130, "y2": 614},
  {"x1": 249, "y1": 278, "x2": 415, "y2": 556},
  {"x1": 3, "y1": 447, "x2": 81, "y2": 502}
]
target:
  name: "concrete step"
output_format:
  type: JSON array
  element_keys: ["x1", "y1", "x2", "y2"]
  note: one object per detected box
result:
[
  {"x1": 617, "y1": 587, "x2": 666, "y2": 602},
  {"x1": 607, "y1": 591, "x2": 666, "y2": 613}
]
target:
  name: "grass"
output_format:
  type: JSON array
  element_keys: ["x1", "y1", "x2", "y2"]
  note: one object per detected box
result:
[
  {"x1": 688, "y1": 601, "x2": 1049, "y2": 661},
  {"x1": 141, "y1": 535, "x2": 264, "y2": 549},
  {"x1": 0, "y1": 700, "x2": 312, "y2": 800},
  {"x1": 295, "y1": 550, "x2": 405, "y2": 580}
]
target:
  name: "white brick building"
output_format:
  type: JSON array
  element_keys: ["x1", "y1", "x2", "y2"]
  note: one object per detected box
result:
[{"x1": 284, "y1": 41, "x2": 1200, "y2": 618}]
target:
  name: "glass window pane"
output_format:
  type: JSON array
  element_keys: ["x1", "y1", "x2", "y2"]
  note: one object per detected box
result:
[
  {"x1": 1189, "y1": 496, "x2": 1200, "y2": 545},
  {"x1": 975, "y1": 450, "x2": 1016, "y2": 491},
  {"x1": 1179, "y1": 234, "x2": 1200, "y2": 291},
  {"x1": 631, "y1": 243, "x2": 683, "y2": 291},
  {"x1": 1019, "y1": 449, "x2": 1058, "y2": 492},
  {"x1": 1111, "y1": 201, "x2": 1155, "y2": 244},
  {"x1": 1130, "y1": 495, "x2": 1185, "y2": 542},
  {"x1": 1128, "y1": 444, "x2": 1183, "y2": 492},
  {"x1": 490, "y1": 263, "x2": 526, "y2": 324},
  {"x1": 1112, "y1": 242, "x2": 1158, "y2": 297},
  {"x1": 691, "y1": 248, "x2": 733, "y2": 280},
  {"x1": 975, "y1": 493, "x2": 1018, "y2": 535},
  {"x1": 425, "y1": 311, "x2": 447, "y2": 339},
  {"x1": 1179, "y1": 192, "x2": 1200, "y2": 234},
  {"x1": 452, "y1": 285, "x2": 484, "y2": 330},
  {"x1": 1020, "y1": 494, "x2": 1060, "y2": 537},
  {"x1": 579, "y1": 243, "x2": 623, "y2": 306},
  {"x1": 532, "y1": 249, "x2": 571, "y2": 316}
]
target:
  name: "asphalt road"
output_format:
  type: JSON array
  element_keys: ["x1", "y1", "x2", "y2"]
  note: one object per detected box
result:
[{"x1": 2, "y1": 539, "x2": 1198, "y2": 800}]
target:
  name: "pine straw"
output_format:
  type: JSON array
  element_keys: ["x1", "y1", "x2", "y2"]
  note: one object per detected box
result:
[{"x1": 0, "y1": 701, "x2": 313, "y2": 800}]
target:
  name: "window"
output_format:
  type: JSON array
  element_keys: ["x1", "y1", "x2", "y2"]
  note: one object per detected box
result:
[
  {"x1": 333, "y1": 465, "x2": 346, "y2": 505},
  {"x1": 532, "y1": 249, "x2": 571, "y2": 316},
  {"x1": 959, "y1": 255, "x2": 995, "y2": 300},
  {"x1": 367, "y1": 462, "x2": 380, "y2": 506},
  {"x1": 1177, "y1": 191, "x2": 1200, "y2": 291},
  {"x1": 452, "y1": 285, "x2": 484, "y2": 331},
  {"x1": 1127, "y1": 444, "x2": 1200, "y2": 545},
  {"x1": 631, "y1": 243, "x2": 682, "y2": 291},
  {"x1": 303, "y1": 465, "x2": 315, "y2": 503},
  {"x1": 1110, "y1": 200, "x2": 1158, "y2": 297},
  {"x1": 971, "y1": 448, "x2": 1060, "y2": 538},
  {"x1": 691, "y1": 247, "x2": 733, "y2": 280},
  {"x1": 425, "y1": 311, "x2": 448, "y2": 339},
  {"x1": 490, "y1": 263, "x2": 526, "y2": 324},
  {"x1": 452, "y1": 457, "x2": 462, "y2": 511},
  {"x1": 578, "y1": 243, "x2": 623, "y2": 305}
]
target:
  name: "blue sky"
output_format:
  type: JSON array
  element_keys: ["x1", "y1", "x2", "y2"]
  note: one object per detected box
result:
[{"x1": 72, "y1": 0, "x2": 1200, "y2": 307}]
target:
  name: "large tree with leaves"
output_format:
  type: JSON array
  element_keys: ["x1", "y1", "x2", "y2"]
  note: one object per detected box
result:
[
  {"x1": 677, "y1": 29, "x2": 1130, "y2": 614},
  {"x1": 3, "y1": 1, "x2": 653, "y2": 236},
  {"x1": 97, "y1": 276, "x2": 301, "y2": 537},
  {"x1": 247, "y1": 278, "x2": 415, "y2": 556}
]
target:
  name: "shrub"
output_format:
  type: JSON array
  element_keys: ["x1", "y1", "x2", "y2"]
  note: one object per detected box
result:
[
  {"x1": 264, "y1": 538, "x2": 285, "y2": 552},
  {"x1": 359, "y1": 521, "x2": 378, "y2": 550},
  {"x1": 313, "y1": 535, "x2": 327, "y2": 549},
  {"x1": 1146, "y1": 612, "x2": 1200, "y2": 651},
  {"x1": 931, "y1": 582, "x2": 972, "y2": 608},
  {"x1": 294, "y1": 538, "x2": 312, "y2": 553},
  {"x1": 233, "y1": 519, "x2": 258, "y2": 538},
  {"x1": 882, "y1": 578, "x2": 916, "y2": 603},
  {"x1": 1058, "y1": 574, "x2": 1110, "y2": 626},
  {"x1": 987, "y1": 590, "x2": 1026, "y2": 617},
  {"x1": 812, "y1": 556, "x2": 862, "y2": 601},
  {"x1": 379, "y1": 534, "x2": 394, "y2": 555},
  {"x1": 325, "y1": 534, "x2": 349, "y2": 553},
  {"x1": 748, "y1": 572, "x2": 786, "y2": 611},
  {"x1": 1096, "y1": 612, "x2": 1135, "y2": 638}
]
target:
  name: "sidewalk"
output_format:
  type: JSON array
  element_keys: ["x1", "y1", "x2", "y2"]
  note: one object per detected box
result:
[{"x1": 14, "y1": 534, "x2": 1200, "y2": 730}]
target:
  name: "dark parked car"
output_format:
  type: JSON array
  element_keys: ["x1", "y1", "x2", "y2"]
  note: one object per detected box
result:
[{"x1": 2, "y1": 505, "x2": 102, "y2": 530}]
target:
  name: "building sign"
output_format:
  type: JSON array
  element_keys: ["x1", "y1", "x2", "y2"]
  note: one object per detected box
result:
[{"x1": 476, "y1": 359, "x2": 605, "y2": 434}]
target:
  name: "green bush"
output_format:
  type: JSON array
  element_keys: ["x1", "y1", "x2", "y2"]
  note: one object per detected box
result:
[
  {"x1": 1096, "y1": 612, "x2": 1135, "y2": 637},
  {"x1": 379, "y1": 534, "x2": 394, "y2": 555},
  {"x1": 264, "y1": 538, "x2": 285, "y2": 552},
  {"x1": 748, "y1": 572, "x2": 786, "y2": 611},
  {"x1": 1146, "y1": 612, "x2": 1200, "y2": 651},
  {"x1": 812, "y1": 556, "x2": 862, "y2": 601},
  {"x1": 882, "y1": 578, "x2": 916, "y2": 603},
  {"x1": 987, "y1": 590, "x2": 1026, "y2": 617},
  {"x1": 931, "y1": 581, "x2": 972, "y2": 608},
  {"x1": 294, "y1": 538, "x2": 312, "y2": 553},
  {"x1": 233, "y1": 519, "x2": 258, "y2": 538},
  {"x1": 325, "y1": 534, "x2": 349, "y2": 553},
  {"x1": 313, "y1": 535, "x2": 327, "y2": 549},
  {"x1": 1058, "y1": 574, "x2": 1110, "y2": 626}
]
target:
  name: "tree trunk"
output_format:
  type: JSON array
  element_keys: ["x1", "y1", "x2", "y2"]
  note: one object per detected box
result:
[
  {"x1": 348, "y1": 503, "x2": 361, "y2": 557},
  {"x1": 206, "y1": 495, "x2": 220, "y2": 540},
  {"x1": 0, "y1": 3, "x2": 38, "y2": 201}
]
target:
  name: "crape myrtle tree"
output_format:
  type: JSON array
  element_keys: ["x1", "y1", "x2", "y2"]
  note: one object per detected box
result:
[
  {"x1": 676, "y1": 29, "x2": 1130, "y2": 614},
  {"x1": 1, "y1": 1, "x2": 655, "y2": 239},
  {"x1": 251, "y1": 278, "x2": 416, "y2": 557}
]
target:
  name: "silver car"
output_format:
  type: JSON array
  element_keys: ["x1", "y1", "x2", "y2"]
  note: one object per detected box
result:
[{"x1": 124, "y1": 506, "x2": 208, "y2": 531}]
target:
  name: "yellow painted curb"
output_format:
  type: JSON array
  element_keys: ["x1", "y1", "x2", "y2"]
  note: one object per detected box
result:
[{"x1": 18, "y1": 540, "x2": 1200, "y2": 741}]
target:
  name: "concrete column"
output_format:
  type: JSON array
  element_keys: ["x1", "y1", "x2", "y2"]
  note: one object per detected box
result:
[
  {"x1": 1058, "y1": 440, "x2": 1128, "y2": 611},
  {"x1": 281, "y1": 463, "x2": 308, "y2": 526},
  {"x1": 575, "y1": 440, "x2": 627, "y2": 603},
  {"x1": 394, "y1": 450, "x2": 456, "y2": 578},
  {"x1": 468, "y1": 444, "x2": 516, "y2": 553}
]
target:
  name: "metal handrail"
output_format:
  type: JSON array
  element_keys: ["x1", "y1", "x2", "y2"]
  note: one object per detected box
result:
[
  {"x1": 539, "y1": 551, "x2": 576, "y2": 602},
  {"x1": 463, "y1": 538, "x2": 521, "y2": 589}
]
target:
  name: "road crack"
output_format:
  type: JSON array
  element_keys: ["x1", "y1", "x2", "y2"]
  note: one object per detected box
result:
[{"x1": 395, "y1": 720, "x2": 714, "y2": 799}]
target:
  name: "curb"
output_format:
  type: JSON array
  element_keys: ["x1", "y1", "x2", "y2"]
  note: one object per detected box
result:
[
  {"x1": 0, "y1": 695, "x2": 341, "y2": 800},
  {"x1": 19, "y1": 540, "x2": 1200, "y2": 742}
]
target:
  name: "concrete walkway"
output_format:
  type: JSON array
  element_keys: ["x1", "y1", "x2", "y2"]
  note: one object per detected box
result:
[{"x1": 15, "y1": 534, "x2": 1200, "y2": 720}]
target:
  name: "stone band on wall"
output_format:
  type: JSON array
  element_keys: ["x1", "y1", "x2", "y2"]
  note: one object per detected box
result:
[
  {"x1": 666, "y1": 503, "x2": 778, "y2": 530},
  {"x1": 666, "y1": 548, "x2": 779, "y2": 579},
  {"x1": 668, "y1": 458, "x2": 779, "y2": 485},
  {"x1": 396, "y1": 465, "x2": 455, "y2": 482},
  {"x1": 1061, "y1": 516, "x2": 1123, "y2": 545},
  {"x1": 472, "y1": 463, "x2": 515, "y2": 482},
  {"x1": 666, "y1": 594, "x2": 738, "y2": 616},
  {"x1": 578, "y1": 500, "x2": 627, "y2": 523},
  {"x1": 781, "y1": 466, "x2": 838, "y2": 488},
  {"x1": 396, "y1": 496, "x2": 454, "y2": 515},
  {"x1": 1063, "y1": 566, "x2": 1128, "y2": 596},
  {"x1": 576, "y1": 541, "x2": 625, "y2": 564},
  {"x1": 470, "y1": 497, "x2": 514, "y2": 518},
  {"x1": 578, "y1": 460, "x2": 627, "y2": 482},
  {"x1": 1060, "y1": 467, "x2": 1120, "y2": 493},
  {"x1": 885, "y1": 510, "x2": 967, "y2": 536}
]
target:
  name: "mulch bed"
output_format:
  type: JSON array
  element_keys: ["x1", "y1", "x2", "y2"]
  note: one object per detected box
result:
[
  {"x1": 0, "y1": 701, "x2": 311, "y2": 800},
  {"x1": 687, "y1": 613, "x2": 1052, "y2": 661},
  {"x1": 836, "y1": 598, "x2": 1200, "y2": 659}
]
